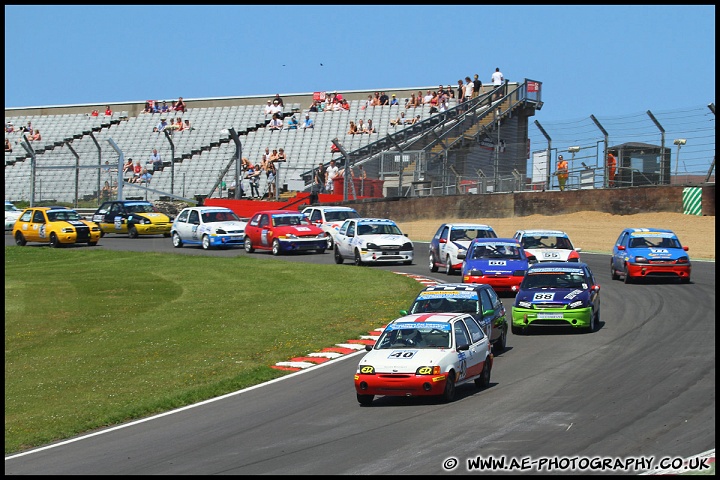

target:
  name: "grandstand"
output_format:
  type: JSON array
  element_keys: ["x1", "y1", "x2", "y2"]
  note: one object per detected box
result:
[{"x1": 5, "y1": 81, "x2": 543, "y2": 205}]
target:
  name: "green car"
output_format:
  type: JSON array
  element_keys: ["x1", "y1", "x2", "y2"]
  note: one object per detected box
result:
[{"x1": 511, "y1": 262, "x2": 600, "y2": 334}]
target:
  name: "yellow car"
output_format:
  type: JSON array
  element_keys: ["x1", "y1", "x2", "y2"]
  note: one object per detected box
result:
[
  {"x1": 13, "y1": 207, "x2": 101, "y2": 247},
  {"x1": 92, "y1": 200, "x2": 172, "y2": 238}
]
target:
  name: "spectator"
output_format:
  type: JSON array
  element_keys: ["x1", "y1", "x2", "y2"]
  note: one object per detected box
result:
[
  {"x1": 390, "y1": 94, "x2": 399, "y2": 106},
  {"x1": 438, "y1": 92, "x2": 449, "y2": 113},
  {"x1": 21, "y1": 121, "x2": 33, "y2": 133},
  {"x1": 491, "y1": 67, "x2": 504, "y2": 100},
  {"x1": 101, "y1": 180, "x2": 113, "y2": 200},
  {"x1": 264, "y1": 100, "x2": 274, "y2": 116},
  {"x1": 269, "y1": 149, "x2": 279, "y2": 162},
  {"x1": 457, "y1": 79, "x2": 466, "y2": 103},
  {"x1": 357, "y1": 164, "x2": 367, "y2": 179},
  {"x1": 357, "y1": 119, "x2": 366, "y2": 134},
  {"x1": 245, "y1": 164, "x2": 261, "y2": 198},
  {"x1": 314, "y1": 161, "x2": 327, "y2": 193},
  {"x1": 273, "y1": 93, "x2": 284, "y2": 107},
  {"x1": 370, "y1": 92, "x2": 380, "y2": 107},
  {"x1": 261, "y1": 146, "x2": 271, "y2": 164},
  {"x1": 390, "y1": 112, "x2": 407, "y2": 127},
  {"x1": 155, "y1": 118, "x2": 168, "y2": 132},
  {"x1": 309, "y1": 100, "x2": 319, "y2": 113},
  {"x1": 347, "y1": 121, "x2": 358, "y2": 135},
  {"x1": 183, "y1": 119, "x2": 194, "y2": 131},
  {"x1": 447, "y1": 85, "x2": 455, "y2": 99},
  {"x1": 423, "y1": 90, "x2": 433, "y2": 105},
  {"x1": 122, "y1": 158, "x2": 134, "y2": 179},
  {"x1": 104, "y1": 105, "x2": 113, "y2": 116},
  {"x1": 365, "y1": 119, "x2": 375, "y2": 134},
  {"x1": 406, "y1": 93, "x2": 419, "y2": 109},
  {"x1": 473, "y1": 73, "x2": 485, "y2": 98},
  {"x1": 286, "y1": 115, "x2": 298, "y2": 130},
  {"x1": 176, "y1": 118, "x2": 185, "y2": 131},
  {"x1": 168, "y1": 117, "x2": 182, "y2": 131},
  {"x1": 159, "y1": 102, "x2": 171, "y2": 113},
  {"x1": 132, "y1": 159, "x2": 142, "y2": 181},
  {"x1": 464, "y1": 77, "x2": 474, "y2": 103},
  {"x1": 429, "y1": 91, "x2": 439, "y2": 109},
  {"x1": 266, "y1": 159, "x2": 277, "y2": 198},
  {"x1": 138, "y1": 167, "x2": 153, "y2": 184},
  {"x1": 268, "y1": 113, "x2": 283, "y2": 131},
  {"x1": 277, "y1": 148, "x2": 287, "y2": 162},
  {"x1": 302, "y1": 113, "x2": 315, "y2": 130},
  {"x1": 175, "y1": 96, "x2": 186, "y2": 113},
  {"x1": 5, "y1": 121, "x2": 14, "y2": 133},
  {"x1": 361, "y1": 94, "x2": 373, "y2": 111},
  {"x1": 143, "y1": 101, "x2": 154, "y2": 114},
  {"x1": 556, "y1": 155, "x2": 568, "y2": 191},
  {"x1": 325, "y1": 159, "x2": 339, "y2": 193},
  {"x1": 341, "y1": 99, "x2": 351, "y2": 111},
  {"x1": 379, "y1": 92, "x2": 389, "y2": 106},
  {"x1": 90, "y1": 109, "x2": 99, "y2": 117},
  {"x1": 5, "y1": 137, "x2": 13, "y2": 152},
  {"x1": 28, "y1": 129, "x2": 41, "y2": 142},
  {"x1": 607, "y1": 152, "x2": 617, "y2": 187},
  {"x1": 270, "y1": 100, "x2": 283, "y2": 118},
  {"x1": 149, "y1": 148, "x2": 163, "y2": 173},
  {"x1": 410, "y1": 114, "x2": 421, "y2": 125}
]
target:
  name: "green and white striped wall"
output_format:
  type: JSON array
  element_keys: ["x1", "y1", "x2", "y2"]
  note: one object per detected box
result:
[{"x1": 683, "y1": 187, "x2": 702, "y2": 215}]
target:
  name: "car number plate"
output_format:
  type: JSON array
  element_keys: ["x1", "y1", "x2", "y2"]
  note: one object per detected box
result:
[{"x1": 537, "y1": 313, "x2": 563, "y2": 319}]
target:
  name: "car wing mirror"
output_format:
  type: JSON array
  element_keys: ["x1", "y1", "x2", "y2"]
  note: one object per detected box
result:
[
  {"x1": 575, "y1": 247, "x2": 582, "y2": 252},
  {"x1": 365, "y1": 344, "x2": 373, "y2": 351},
  {"x1": 439, "y1": 238, "x2": 447, "y2": 244},
  {"x1": 457, "y1": 252, "x2": 466, "y2": 259},
  {"x1": 683, "y1": 246, "x2": 689, "y2": 251},
  {"x1": 482, "y1": 309, "x2": 494, "y2": 317},
  {"x1": 592, "y1": 285, "x2": 601, "y2": 292},
  {"x1": 399, "y1": 310, "x2": 408, "y2": 315},
  {"x1": 456, "y1": 344, "x2": 470, "y2": 352}
]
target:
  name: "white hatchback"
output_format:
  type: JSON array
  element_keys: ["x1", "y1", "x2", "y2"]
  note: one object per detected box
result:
[
  {"x1": 171, "y1": 206, "x2": 247, "y2": 250},
  {"x1": 333, "y1": 217, "x2": 414, "y2": 266},
  {"x1": 513, "y1": 229, "x2": 581, "y2": 262},
  {"x1": 301, "y1": 206, "x2": 360, "y2": 248},
  {"x1": 5, "y1": 201, "x2": 23, "y2": 231}
]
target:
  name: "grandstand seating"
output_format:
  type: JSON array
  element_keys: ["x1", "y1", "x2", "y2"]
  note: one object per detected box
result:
[{"x1": 5, "y1": 97, "x2": 452, "y2": 203}]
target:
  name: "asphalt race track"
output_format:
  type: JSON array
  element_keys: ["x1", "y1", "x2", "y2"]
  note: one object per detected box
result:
[{"x1": 5, "y1": 234, "x2": 716, "y2": 474}]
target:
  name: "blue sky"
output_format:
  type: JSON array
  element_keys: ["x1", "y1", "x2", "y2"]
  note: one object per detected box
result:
[{"x1": 4, "y1": 5, "x2": 716, "y2": 175}]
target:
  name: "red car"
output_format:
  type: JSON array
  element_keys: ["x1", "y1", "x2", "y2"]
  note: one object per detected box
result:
[{"x1": 243, "y1": 210, "x2": 327, "y2": 255}]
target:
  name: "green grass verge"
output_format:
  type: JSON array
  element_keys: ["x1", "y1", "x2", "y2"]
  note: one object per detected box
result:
[{"x1": 4, "y1": 247, "x2": 421, "y2": 454}]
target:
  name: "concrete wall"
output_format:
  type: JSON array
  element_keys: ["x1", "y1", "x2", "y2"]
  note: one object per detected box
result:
[{"x1": 339, "y1": 184, "x2": 716, "y2": 220}]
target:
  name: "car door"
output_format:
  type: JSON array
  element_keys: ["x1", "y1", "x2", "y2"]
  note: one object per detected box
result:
[
  {"x1": 174, "y1": 209, "x2": 190, "y2": 240},
  {"x1": 257, "y1": 213, "x2": 272, "y2": 248},
  {"x1": 437, "y1": 225, "x2": 451, "y2": 263},
  {"x1": 187, "y1": 209, "x2": 201, "y2": 241},
  {"x1": 108, "y1": 202, "x2": 127, "y2": 233},
  {"x1": 429, "y1": 224, "x2": 446, "y2": 264},
  {"x1": 460, "y1": 316, "x2": 488, "y2": 378},
  {"x1": 478, "y1": 288, "x2": 499, "y2": 341},
  {"x1": 336, "y1": 220, "x2": 355, "y2": 258},
  {"x1": 25, "y1": 209, "x2": 46, "y2": 242},
  {"x1": 612, "y1": 230, "x2": 629, "y2": 271}
]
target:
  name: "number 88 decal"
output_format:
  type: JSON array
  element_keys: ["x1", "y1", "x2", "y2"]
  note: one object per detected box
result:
[{"x1": 533, "y1": 292, "x2": 555, "y2": 301}]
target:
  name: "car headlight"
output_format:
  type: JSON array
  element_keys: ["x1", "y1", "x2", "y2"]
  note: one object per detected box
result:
[
  {"x1": 357, "y1": 365, "x2": 375, "y2": 375},
  {"x1": 61, "y1": 227, "x2": 74, "y2": 233},
  {"x1": 568, "y1": 300, "x2": 586, "y2": 309},
  {"x1": 316, "y1": 233, "x2": 326, "y2": 239},
  {"x1": 365, "y1": 242, "x2": 379, "y2": 250},
  {"x1": 634, "y1": 256, "x2": 648, "y2": 263},
  {"x1": 402, "y1": 242, "x2": 413, "y2": 251},
  {"x1": 467, "y1": 269, "x2": 483, "y2": 276},
  {"x1": 513, "y1": 270, "x2": 527, "y2": 276},
  {"x1": 416, "y1": 366, "x2": 441, "y2": 375},
  {"x1": 516, "y1": 301, "x2": 532, "y2": 308},
  {"x1": 677, "y1": 256, "x2": 690, "y2": 264},
  {"x1": 216, "y1": 228, "x2": 227, "y2": 234},
  {"x1": 91, "y1": 226, "x2": 100, "y2": 232}
]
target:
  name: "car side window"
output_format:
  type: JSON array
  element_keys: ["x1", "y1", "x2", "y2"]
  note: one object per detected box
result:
[
  {"x1": 188, "y1": 210, "x2": 200, "y2": 225},
  {"x1": 486, "y1": 288, "x2": 502, "y2": 311},
  {"x1": 479, "y1": 289, "x2": 493, "y2": 313},
  {"x1": 259, "y1": 215, "x2": 269, "y2": 228},
  {"x1": 432, "y1": 225, "x2": 444, "y2": 241},
  {"x1": 311, "y1": 210, "x2": 322, "y2": 223},
  {"x1": 177, "y1": 210, "x2": 189, "y2": 223},
  {"x1": 32, "y1": 210, "x2": 45, "y2": 223},
  {"x1": 347, "y1": 222, "x2": 356, "y2": 237},
  {"x1": 19, "y1": 210, "x2": 32, "y2": 222},
  {"x1": 440, "y1": 226, "x2": 450, "y2": 241},
  {"x1": 338, "y1": 221, "x2": 349, "y2": 235},
  {"x1": 453, "y1": 321, "x2": 471, "y2": 348},
  {"x1": 463, "y1": 317, "x2": 485, "y2": 344}
]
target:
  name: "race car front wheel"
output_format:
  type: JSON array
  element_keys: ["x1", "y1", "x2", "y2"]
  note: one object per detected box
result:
[
  {"x1": 172, "y1": 232, "x2": 183, "y2": 248},
  {"x1": 14, "y1": 231, "x2": 26, "y2": 246},
  {"x1": 429, "y1": 253, "x2": 438, "y2": 272}
]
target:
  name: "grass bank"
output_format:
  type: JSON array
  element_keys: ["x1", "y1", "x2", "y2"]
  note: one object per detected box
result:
[{"x1": 4, "y1": 247, "x2": 421, "y2": 454}]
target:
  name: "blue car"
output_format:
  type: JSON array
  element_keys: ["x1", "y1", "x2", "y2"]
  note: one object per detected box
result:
[
  {"x1": 511, "y1": 262, "x2": 600, "y2": 334},
  {"x1": 460, "y1": 238, "x2": 536, "y2": 294},
  {"x1": 610, "y1": 228, "x2": 691, "y2": 283}
]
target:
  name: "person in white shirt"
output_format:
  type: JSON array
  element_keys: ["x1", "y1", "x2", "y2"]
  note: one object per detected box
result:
[
  {"x1": 325, "y1": 159, "x2": 339, "y2": 193},
  {"x1": 491, "y1": 67, "x2": 504, "y2": 100},
  {"x1": 264, "y1": 100, "x2": 273, "y2": 116},
  {"x1": 464, "y1": 76, "x2": 474, "y2": 103}
]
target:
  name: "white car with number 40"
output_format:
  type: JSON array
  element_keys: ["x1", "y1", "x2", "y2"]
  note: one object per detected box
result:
[{"x1": 333, "y1": 217, "x2": 414, "y2": 266}]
